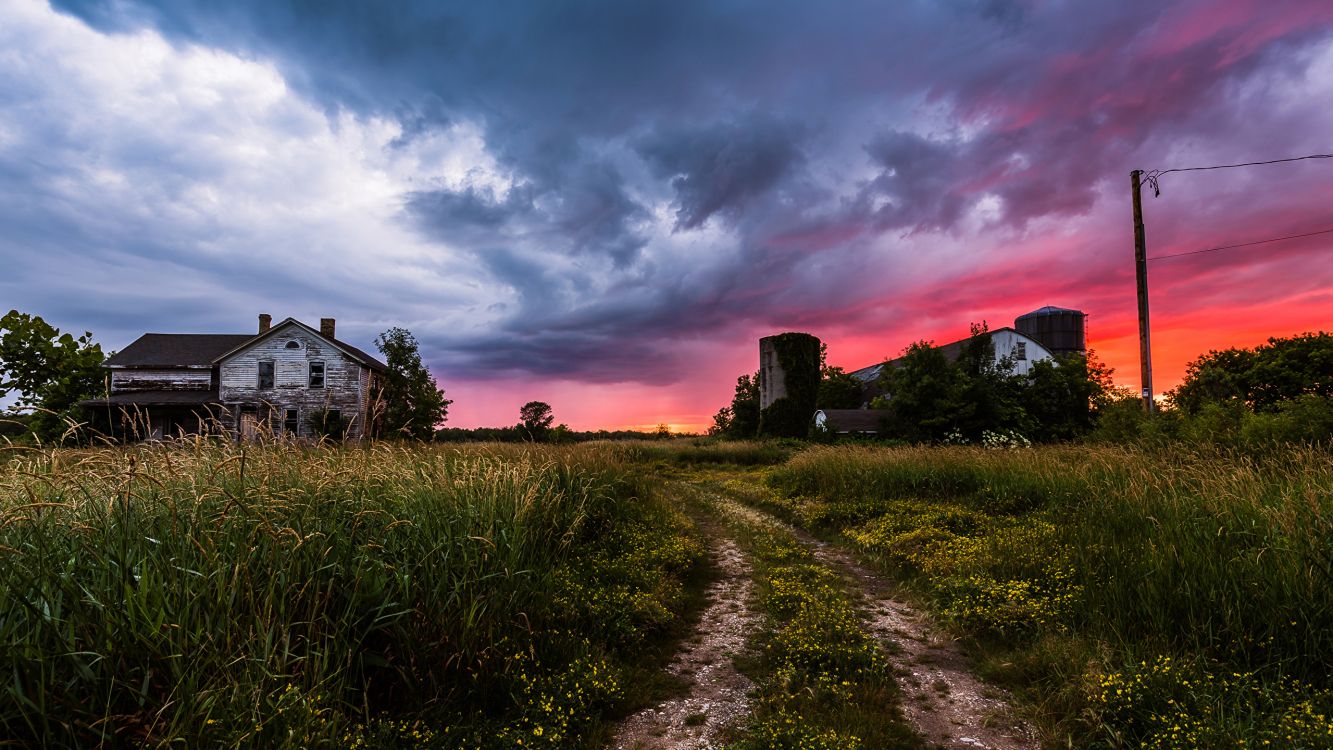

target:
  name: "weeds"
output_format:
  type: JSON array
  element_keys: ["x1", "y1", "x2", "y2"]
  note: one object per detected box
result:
[
  {"x1": 0, "y1": 440, "x2": 703, "y2": 747},
  {"x1": 764, "y1": 444, "x2": 1333, "y2": 746},
  {"x1": 684, "y1": 480, "x2": 918, "y2": 750}
]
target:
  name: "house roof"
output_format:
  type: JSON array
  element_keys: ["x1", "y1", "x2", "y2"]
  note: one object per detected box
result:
[
  {"x1": 211, "y1": 318, "x2": 387, "y2": 372},
  {"x1": 105, "y1": 334, "x2": 256, "y2": 368},
  {"x1": 816, "y1": 409, "x2": 890, "y2": 433}
]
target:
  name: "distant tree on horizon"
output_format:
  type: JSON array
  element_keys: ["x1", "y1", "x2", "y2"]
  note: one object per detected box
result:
[{"x1": 519, "y1": 400, "x2": 555, "y2": 442}]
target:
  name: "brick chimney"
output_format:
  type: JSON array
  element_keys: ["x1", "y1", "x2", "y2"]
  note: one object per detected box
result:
[
  {"x1": 320, "y1": 318, "x2": 336, "y2": 339},
  {"x1": 258, "y1": 313, "x2": 272, "y2": 334}
]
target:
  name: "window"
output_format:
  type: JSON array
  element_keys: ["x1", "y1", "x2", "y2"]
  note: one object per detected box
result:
[
  {"x1": 258, "y1": 361, "x2": 274, "y2": 389},
  {"x1": 285, "y1": 340, "x2": 301, "y2": 349},
  {"x1": 308, "y1": 361, "x2": 325, "y2": 389},
  {"x1": 327, "y1": 409, "x2": 341, "y2": 425},
  {"x1": 283, "y1": 408, "x2": 299, "y2": 434},
  {"x1": 1014, "y1": 342, "x2": 1027, "y2": 361}
]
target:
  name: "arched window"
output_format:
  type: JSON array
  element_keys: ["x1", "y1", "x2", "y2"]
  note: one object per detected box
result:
[{"x1": 285, "y1": 341, "x2": 301, "y2": 349}]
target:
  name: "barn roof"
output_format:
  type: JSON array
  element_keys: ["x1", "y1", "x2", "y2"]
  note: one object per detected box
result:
[
  {"x1": 105, "y1": 334, "x2": 256, "y2": 368},
  {"x1": 817, "y1": 409, "x2": 890, "y2": 433},
  {"x1": 849, "y1": 326, "x2": 1039, "y2": 383}
]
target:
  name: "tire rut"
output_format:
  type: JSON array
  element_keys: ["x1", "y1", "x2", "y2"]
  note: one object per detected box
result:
[
  {"x1": 609, "y1": 534, "x2": 758, "y2": 750},
  {"x1": 720, "y1": 494, "x2": 1038, "y2": 750}
]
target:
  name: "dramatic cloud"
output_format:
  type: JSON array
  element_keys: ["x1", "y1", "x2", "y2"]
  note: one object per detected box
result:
[
  {"x1": 3, "y1": 0, "x2": 1332, "y2": 428},
  {"x1": 638, "y1": 118, "x2": 805, "y2": 230}
]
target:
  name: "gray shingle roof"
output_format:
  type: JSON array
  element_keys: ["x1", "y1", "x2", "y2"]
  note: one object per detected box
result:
[{"x1": 105, "y1": 334, "x2": 255, "y2": 368}]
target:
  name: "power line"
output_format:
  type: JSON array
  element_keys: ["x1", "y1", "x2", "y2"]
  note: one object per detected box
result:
[
  {"x1": 1142, "y1": 153, "x2": 1333, "y2": 196},
  {"x1": 1148, "y1": 224, "x2": 1333, "y2": 261}
]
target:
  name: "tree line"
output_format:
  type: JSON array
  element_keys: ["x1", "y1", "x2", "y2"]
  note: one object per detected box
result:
[{"x1": 713, "y1": 325, "x2": 1333, "y2": 447}]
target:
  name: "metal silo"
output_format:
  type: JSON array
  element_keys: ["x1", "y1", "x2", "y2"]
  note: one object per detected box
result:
[{"x1": 1015, "y1": 306, "x2": 1087, "y2": 357}]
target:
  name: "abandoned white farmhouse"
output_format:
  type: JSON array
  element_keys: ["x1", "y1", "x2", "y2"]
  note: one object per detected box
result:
[{"x1": 84, "y1": 315, "x2": 386, "y2": 439}]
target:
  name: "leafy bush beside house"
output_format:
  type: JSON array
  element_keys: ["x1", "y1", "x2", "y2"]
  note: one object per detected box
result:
[{"x1": 0, "y1": 310, "x2": 107, "y2": 442}]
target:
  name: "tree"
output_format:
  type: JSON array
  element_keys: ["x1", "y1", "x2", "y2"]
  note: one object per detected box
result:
[
  {"x1": 727, "y1": 372, "x2": 761, "y2": 438},
  {"x1": 709, "y1": 405, "x2": 733, "y2": 436},
  {"x1": 374, "y1": 327, "x2": 451, "y2": 440},
  {"x1": 1022, "y1": 352, "x2": 1114, "y2": 442},
  {"x1": 1170, "y1": 332, "x2": 1333, "y2": 414},
  {"x1": 951, "y1": 323, "x2": 1027, "y2": 441},
  {"x1": 519, "y1": 401, "x2": 555, "y2": 441},
  {"x1": 818, "y1": 366, "x2": 864, "y2": 409},
  {"x1": 1173, "y1": 334, "x2": 1327, "y2": 415},
  {"x1": 877, "y1": 340, "x2": 968, "y2": 442},
  {"x1": 0, "y1": 310, "x2": 106, "y2": 441}
]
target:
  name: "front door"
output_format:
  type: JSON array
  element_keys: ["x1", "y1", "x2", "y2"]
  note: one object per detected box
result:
[{"x1": 240, "y1": 412, "x2": 261, "y2": 441}]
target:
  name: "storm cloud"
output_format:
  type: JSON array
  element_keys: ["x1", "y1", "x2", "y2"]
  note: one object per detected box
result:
[{"x1": 3, "y1": 0, "x2": 1333, "y2": 427}]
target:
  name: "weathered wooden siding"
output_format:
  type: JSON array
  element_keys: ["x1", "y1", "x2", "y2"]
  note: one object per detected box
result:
[
  {"x1": 110, "y1": 369, "x2": 212, "y2": 393},
  {"x1": 219, "y1": 327, "x2": 369, "y2": 438}
]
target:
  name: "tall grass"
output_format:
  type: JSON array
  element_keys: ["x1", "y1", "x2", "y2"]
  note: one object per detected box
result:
[
  {"x1": 619, "y1": 439, "x2": 796, "y2": 467},
  {"x1": 0, "y1": 440, "x2": 698, "y2": 747},
  {"x1": 767, "y1": 444, "x2": 1333, "y2": 744}
]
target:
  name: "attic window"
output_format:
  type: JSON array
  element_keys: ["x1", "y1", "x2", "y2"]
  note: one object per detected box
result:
[
  {"x1": 285, "y1": 341, "x2": 301, "y2": 349},
  {"x1": 1015, "y1": 342, "x2": 1027, "y2": 361}
]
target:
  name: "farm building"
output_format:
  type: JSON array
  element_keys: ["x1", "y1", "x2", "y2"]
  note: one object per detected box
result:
[
  {"x1": 813, "y1": 409, "x2": 890, "y2": 435},
  {"x1": 847, "y1": 306, "x2": 1087, "y2": 404},
  {"x1": 844, "y1": 306, "x2": 1087, "y2": 406},
  {"x1": 759, "y1": 306, "x2": 1088, "y2": 421},
  {"x1": 82, "y1": 315, "x2": 386, "y2": 440}
]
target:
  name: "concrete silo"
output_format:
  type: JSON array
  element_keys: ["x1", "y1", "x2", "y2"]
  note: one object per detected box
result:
[{"x1": 758, "y1": 332, "x2": 821, "y2": 437}]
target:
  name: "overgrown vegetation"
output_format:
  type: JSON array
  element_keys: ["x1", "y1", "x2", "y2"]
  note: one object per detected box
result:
[
  {"x1": 870, "y1": 324, "x2": 1114, "y2": 444},
  {"x1": 0, "y1": 310, "x2": 107, "y2": 442},
  {"x1": 373, "y1": 327, "x2": 452, "y2": 440},
  {"x1": 685, "y1": 479, "x2": 917, "y2": 750},
  {"x1": 0, "y1": 441, "x2": 703, "y2": 747},
  {"x1": 758, "y1": 333, "x2": 821, "y2": 439},
  {"x1": 761, "y1": 444, "x2": 1333, "y2": 746}
]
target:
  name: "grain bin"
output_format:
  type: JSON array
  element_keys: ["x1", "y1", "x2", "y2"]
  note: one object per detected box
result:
[{"x1": 1014, "y1": 306, "x2": 1086, "y2": 357}]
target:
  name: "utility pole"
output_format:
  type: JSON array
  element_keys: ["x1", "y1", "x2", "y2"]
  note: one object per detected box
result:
[{"x1": 1131, "y1": 170, "x2": 1153, "y2": 413}]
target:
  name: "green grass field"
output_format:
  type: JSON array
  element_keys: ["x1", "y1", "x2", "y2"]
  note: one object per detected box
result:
[
  {"x1": 762, "y1": 444, "x2": 1333, "y2": 747},
  {"x1": 2, "y1": 439, "x2": 1329, "y2": 748},
  {"x1": 0, "y1": 441, "x2": 704, "y2": 747}
]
